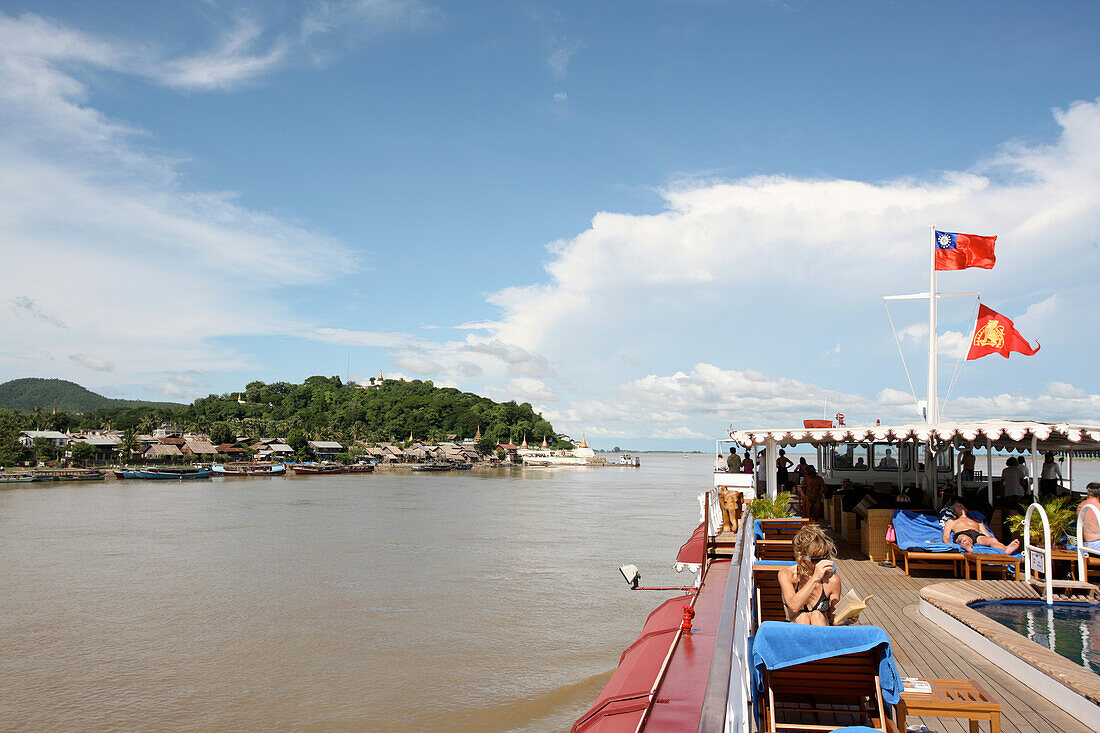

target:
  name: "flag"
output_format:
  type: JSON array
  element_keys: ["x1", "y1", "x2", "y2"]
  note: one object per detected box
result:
[
  {"x1": 966, "y1": 304, "x2": 1039, "y2": 360},
  {"x1": 935, "y1": 230, "x2": 996, "y2": 270}
]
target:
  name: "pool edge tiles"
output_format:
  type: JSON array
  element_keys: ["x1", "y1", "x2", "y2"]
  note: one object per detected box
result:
[{"x1": 919, "y1": 580, "x2": 1100, "y2": 730}]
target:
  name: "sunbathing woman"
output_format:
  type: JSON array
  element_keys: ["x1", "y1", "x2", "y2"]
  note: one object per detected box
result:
[{"x1": 778, "y1": 525, "x2": 841, "y2": 626}]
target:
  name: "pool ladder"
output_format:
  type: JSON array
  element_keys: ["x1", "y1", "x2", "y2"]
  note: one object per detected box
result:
[{"x1": 1023, "y1": 502, "x2": 1099, "y2": 606}]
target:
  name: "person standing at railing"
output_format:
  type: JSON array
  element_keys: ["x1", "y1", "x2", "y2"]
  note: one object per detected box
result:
[
  {"x1": 1039, "y1": 452, "x2": 1063, "y2": 496},
  {"x1": 1078, "y1": 484, "x2": 1100, "y2": 553},
  {"x1": 726, "y1": 446, "x2": 740, "y2": 472}
]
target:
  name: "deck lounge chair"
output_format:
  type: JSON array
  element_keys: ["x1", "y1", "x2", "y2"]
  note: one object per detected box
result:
[
  {"x1": 757, "y1": 539, "x2": 798, "y2": 561},
  {"x1": 753, "y1": 622, "x2": 902, "y2": 733},
  {"x1": 753, "y1": 562, "x2": 795, "y2": 630},
  {"x1": 887, "y1": 510, "x2": 1015, "y2": 577},
  {"x1": 756, "y1": 517, "x2": 810, "y2": 540}
]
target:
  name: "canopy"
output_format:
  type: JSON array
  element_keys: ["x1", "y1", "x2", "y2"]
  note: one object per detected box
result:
[{"x1": 730, "y1": 419, "x2": 1100, "y2": 453}]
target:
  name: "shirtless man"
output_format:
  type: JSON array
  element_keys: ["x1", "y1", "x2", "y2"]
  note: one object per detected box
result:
[
  {"x1": 941, "y1": 501, "x2": 1020, "y2": 554},
  {"x1": 1078, "y1": 483, "x2": 1100, "y2": 553}
]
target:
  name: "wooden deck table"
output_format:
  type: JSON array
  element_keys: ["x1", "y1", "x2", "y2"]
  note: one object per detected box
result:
[
  {"x1": 963, "y1": 552, "x2": 1021, "y2": 580},
  {"x1": 897, "y1": 678, "x2": 1001, "y2": 733}
]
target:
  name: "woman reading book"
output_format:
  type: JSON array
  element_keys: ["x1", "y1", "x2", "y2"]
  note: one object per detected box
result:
[{"x1": 778, "y1": 525, "x2": 841, "y2": 625}]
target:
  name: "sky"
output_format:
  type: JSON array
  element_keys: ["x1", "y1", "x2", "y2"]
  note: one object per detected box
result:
[{"x1": 1, "y1": 0, "x2": 1098, "y2": 449}]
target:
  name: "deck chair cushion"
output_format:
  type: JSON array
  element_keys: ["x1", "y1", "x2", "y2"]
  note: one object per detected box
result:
[{"x1": 751, "y1": 622, "x2": 902, "y2": 706}]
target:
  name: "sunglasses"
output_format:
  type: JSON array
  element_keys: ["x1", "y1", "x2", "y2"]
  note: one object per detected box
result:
[{"x1": 807, "y1": 556, "x2": 831, "y2": 563}]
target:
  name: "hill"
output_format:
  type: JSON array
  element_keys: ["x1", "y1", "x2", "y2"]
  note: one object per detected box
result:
[
  {"x1": 188, "y1": 376, "x2": 559, "y2": 446},
  {"x1": 0, "y1": 378, "x2": 183, "y2": 412}
]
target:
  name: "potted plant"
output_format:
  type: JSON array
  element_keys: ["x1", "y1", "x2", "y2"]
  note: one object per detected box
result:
[
  {"x1": 749, "y1": 492, "x2": 796, "y2": 519},
  {"x1": 1005, "y1": 495, "x2": 1077, "y2": 547}
]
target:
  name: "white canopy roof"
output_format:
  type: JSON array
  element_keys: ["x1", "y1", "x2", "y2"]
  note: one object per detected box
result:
[{"x1": 730, "y1": 419, "x2": 1100, "y2": 452}]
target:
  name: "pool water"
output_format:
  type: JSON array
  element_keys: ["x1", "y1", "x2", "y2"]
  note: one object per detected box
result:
[{"x1": 972, "y1": 601, "x2": 1100, "y2": 675}]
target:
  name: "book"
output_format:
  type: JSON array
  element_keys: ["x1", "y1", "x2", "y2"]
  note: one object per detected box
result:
[
  {"x1": 833, "y1": 588, "x2": 874, "y2": 623},
  {"x1": 901, "y1": 677, "x2": 933, "y2": 694}
]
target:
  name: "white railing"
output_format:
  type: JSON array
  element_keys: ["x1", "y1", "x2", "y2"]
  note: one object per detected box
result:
[
  {"x1": 725, "y1": 511, "x2": 755, "y2": 733},
  {"x1": 1076, "y1": 503, "x2": 1100, "y2": 582},
  {"x1": 1022, "y1": 502, "x2": 1054, "y2": 606}
]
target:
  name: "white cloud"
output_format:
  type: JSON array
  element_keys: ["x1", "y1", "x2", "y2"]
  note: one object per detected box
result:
[
  {"x1": 494, "y1": 377, "x2": 559, "y2": 405},
  {"x1": 462, "y1": 99, "x2": 1100, "y2": 441},
  {"x1": 546, "y1": 35, "x2": 581, "y2": 80},
  {"x1": 68, "y1": 353, "x2": 114, "y2": 372}
]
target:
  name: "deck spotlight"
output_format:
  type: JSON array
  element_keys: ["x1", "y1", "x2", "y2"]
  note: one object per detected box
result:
[{"x1": 619, "y1": 564, "x2": 640, "y2": 589}]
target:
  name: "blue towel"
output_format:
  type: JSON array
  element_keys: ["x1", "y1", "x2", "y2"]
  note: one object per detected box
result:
[
  {"x1": 754, "y1": 560, "x2": 796, "y2": 567},
  {"x1": 751, "y1": 621, "x2": 903, "y2": 706},
  {"x1": 892, "y1": 510, "x2": 955, "y2": 552}
]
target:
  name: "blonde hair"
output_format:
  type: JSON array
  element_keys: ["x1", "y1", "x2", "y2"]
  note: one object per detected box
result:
[{"x1": 793, "y1": 524, "x2": 835, "y2": 582}]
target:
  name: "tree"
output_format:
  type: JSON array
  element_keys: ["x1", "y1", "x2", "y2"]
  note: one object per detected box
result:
[
  {"x1": 476, "y1": 434, "x2": 497, "y2": 456},
  {"x1": 70, "y1": 441, "x2": 96, "y2": 466},
  {"x1": 33, "y1": 437, "x2": 56, "y2": 464},
  {"x1": 210, "y1": 422, "x2": 235, "y2": 446},
  {"x1": 287, "y1": 429, "x2": 308, "y2": 453},
  {"x1": 118, "y1": 430, "x2": 139, "y2": 462}
]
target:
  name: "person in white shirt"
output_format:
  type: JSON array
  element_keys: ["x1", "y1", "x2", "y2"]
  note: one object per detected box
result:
[
  {"x1": 1039, "y1": 451, "x2": 1063, "y2": 496},
  {"x1": 1000, "y1": 457, "x2": 1026, "y2": 504}
]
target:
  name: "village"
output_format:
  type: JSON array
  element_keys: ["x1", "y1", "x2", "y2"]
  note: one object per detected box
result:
[{"x1": 10, "y1": 426, "x2": 601, "y2": 470}]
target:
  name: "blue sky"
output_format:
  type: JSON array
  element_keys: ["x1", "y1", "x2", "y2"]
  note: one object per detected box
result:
[{"x1": 1, "y1": 1, "x2": 1098, "y2": 448}]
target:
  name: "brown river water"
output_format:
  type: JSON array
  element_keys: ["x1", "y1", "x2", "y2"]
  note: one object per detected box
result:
[{"x1": 0, "y1": 454, "x2": 710, "y2": 732}]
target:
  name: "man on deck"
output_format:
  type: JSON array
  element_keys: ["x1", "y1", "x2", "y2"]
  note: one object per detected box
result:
[
  {"x1": 942, "y1": 501, "x2": 1020, "y2": 555},
  {"x1": 1078, "y1": 483, "x2": 1100, "y2": 553}
]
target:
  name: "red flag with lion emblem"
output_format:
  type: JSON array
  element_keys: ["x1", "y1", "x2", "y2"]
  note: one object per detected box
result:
[{"x1": 966, "y1": 304, "x2": 1040, "y2": 360}]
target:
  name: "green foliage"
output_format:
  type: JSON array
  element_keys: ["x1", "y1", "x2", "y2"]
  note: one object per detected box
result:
[
  {"x1": 1006, "y1": 495, "x2": 1078, "y2": 545},
  {"x1": 475, "y1": 434, "x2": 497, "y2": 455},
  {"x1": 210, "y1": 422, "x2": 235, "y2": 446},
  {"x1": 32, "y1": 436, "x2": 56, "y2": 462},
  {"x1": 286, "y1": 429, "x2": 308, "y2": 453},
  {"x1": 0, "y1": 378, "x2": 182, "y2": 412},
  {"x1": 0, "y1": 376, "x2": 558, "y2": 456},
  {"x1": 749, "y1": 492, "x2": 795, "y2": 519},
  {"x1": 70, "y1": 441, "x2": 96, "y2": 465}
]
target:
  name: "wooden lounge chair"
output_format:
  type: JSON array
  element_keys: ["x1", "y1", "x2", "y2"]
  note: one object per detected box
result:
[
  {"x1": 753, "y1": 565, "x2": 790, "y2": 631},
  {"x1": 757, "y1": 539, "x2": 797, "y2": 562},
  {"x1": 761, "y1": 649, "x2": 901, "y2": 733},
  {"x1": 758, "y1": 518, "x2": 809, "y2": 540},
  {"x1": 887, "y1": 542, "x2": 964, "y2": 577}
]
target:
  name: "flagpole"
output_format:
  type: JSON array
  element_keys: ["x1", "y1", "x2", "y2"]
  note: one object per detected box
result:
[{"x1": 927, "y1": 224, "x2": 938, "y2": 425}]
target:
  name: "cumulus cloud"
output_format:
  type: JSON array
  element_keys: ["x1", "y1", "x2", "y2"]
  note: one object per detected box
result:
[
  {"x1": 68, "y1": 353, "x2": 114, "y2": 372},
  {"x1": 467, "y1": 99, "x2": 1100, "y2": 441}
]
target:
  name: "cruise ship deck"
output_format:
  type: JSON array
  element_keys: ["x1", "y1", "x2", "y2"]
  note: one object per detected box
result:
[{"x1": 826, "y1": 533, "x2": 1092, "y2": 733}]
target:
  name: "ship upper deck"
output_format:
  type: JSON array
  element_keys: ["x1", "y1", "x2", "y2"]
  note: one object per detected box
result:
[{"x1": 820, "y1": 532, "x2": 1092, "y2": 733}]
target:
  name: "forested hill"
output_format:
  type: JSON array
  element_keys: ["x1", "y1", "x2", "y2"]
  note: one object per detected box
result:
[
  {"x1": 0, "y1": 376, "x2": 560, "y2": 447},
  {"x1": 0, "y1": 378, "x2": 182, "y2": 412},
  {"x1": 187, "y1": 377, "x2": 559, "y2": 446}
]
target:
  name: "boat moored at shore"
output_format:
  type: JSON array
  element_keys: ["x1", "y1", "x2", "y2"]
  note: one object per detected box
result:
[
  {"x1": 212, "y1": 463, "x2": 286, "y2": 476},
  {"x1": 114, "y1": 467, "x2": 213, "y2": 480}
]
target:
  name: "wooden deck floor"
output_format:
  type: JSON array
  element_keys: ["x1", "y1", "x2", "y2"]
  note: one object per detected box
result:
[{"x1": 831, "y1": 534, "x2": 1093, "y2": 733}]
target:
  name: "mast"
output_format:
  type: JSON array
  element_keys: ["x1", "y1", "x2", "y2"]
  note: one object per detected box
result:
[{"x1": 927, "y1": 224, "x2": 938, "y2": 425}]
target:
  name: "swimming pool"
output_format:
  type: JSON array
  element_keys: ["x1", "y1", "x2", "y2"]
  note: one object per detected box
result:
[{"x1": 972, "y1": 601, "x2": 1100, "y2": 675}]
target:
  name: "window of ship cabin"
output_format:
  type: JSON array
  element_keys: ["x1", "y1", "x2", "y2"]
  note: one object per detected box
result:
[
  {"x1": 830, "y1": 443, "x2": 870, "y2": 471},
  {"x1": 936, "y1": 446, "x2": 954, "y2": 473},
  {"x1": 871, "y1": 443, "x2": 907, "y2": 471}
]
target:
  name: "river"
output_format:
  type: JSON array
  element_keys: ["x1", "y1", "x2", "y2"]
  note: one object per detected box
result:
[{"x1": 0, "y1": 454, "x2": 710, "y2": 732}]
